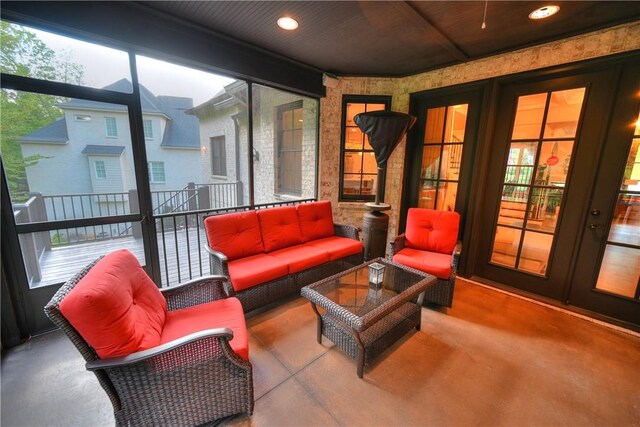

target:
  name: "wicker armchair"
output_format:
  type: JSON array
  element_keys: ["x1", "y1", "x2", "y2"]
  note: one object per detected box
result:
[
  {"x1": 44, "y1": 255, "x2": 253, "y2": 426},
  {"x1": 389, "y1": 208, "x2": 462, "y2": 307}
]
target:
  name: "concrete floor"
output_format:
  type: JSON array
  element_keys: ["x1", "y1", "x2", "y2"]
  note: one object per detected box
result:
[{"x1": 2, "y1": 279, "x2": 640, "y2": 426}]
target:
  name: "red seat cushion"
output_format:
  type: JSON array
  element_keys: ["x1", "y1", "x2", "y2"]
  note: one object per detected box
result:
[
  {"x1": 393, "y1": 247, "x2": 452, "y2": 280},
  {"x1": 60, "y1": 249, "x2": 166, "y2": 359},
  {"x1": 161, "y1": 297, "x2": 249, "y2": 361},
  {"x1": 227, "y1": 253, "x2": 289, "y2": 292},
  {"x1": 257, "y1": 206, "x2": 303, "y2": 252},
  {"x1": 204, "y1": 211, "x2": 264, "y2": 261},
  {"x1": 305, "y1": 236, "x2": 363, "y2": 261},
  {"x1": 297, "y1": 201, "x2": 335, "y2": 242},
  {"x1": 405, "y1": 208, "x2": 460, "y2": 254},
  {"x1": 268, "y1": 244, "x2": 331, "y2": 274}
]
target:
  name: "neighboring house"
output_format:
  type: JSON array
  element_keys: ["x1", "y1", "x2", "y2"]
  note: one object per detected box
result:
[
  {"x1": 20, "y1": 79, "x2": 201, "y2": 227},
  {"x1": 188, "y1": 81, "x2": 317, "y2": 206}
]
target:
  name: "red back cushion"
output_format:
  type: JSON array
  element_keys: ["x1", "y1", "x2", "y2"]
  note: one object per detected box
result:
[
  {"x1": 297, "y1": 201, "x2": 335, "y2": 242},
  {"x1": 204, "y1": 210, "x2": 264, "y2": 261},
  {"x1": 257, "y1": 206, "x2": 303, "y2": 252},
  {"x1": 405, "y1": 208, "x2": 460, "y2": 254},
  {"x1": 59, "y1": 249, "x2": 167, "y2": 359}
]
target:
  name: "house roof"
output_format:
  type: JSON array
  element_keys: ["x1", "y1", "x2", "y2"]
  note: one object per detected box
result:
[
  {"x1": 81, "y1": 145, "x2": 126, "y2": 155},
  {"x1": 18, "y1": 118, "x2": 68, "y2": 144},
  {"x1": 188, "y1": 81, "x2": 246, "y2": 116},
  {"x1": 21, "y1": 79, "x2": 200, "y2": 149},
  {"x1": 157, "y1": 96, "x2": 200, "y2": 149}
]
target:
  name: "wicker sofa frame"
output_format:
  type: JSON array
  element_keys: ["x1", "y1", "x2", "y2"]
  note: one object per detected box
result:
[
  {"x1": 44, "y1": 257, "x2": 253, "y2": 426},
  {"x1": 389, "y1": 235, "x2": 462, "y2": 307},
  {"x1": 207, "y1": 223, "x2": 364, "y2": 313}
]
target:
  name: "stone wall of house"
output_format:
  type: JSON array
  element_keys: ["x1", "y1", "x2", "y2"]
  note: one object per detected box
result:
[{"x1": 319, "y1": 21, "x2": 640, "y2": 245}]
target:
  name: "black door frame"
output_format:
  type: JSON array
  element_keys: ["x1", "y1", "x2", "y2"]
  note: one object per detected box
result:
[{"x1": 401, "y1": 82, "x2": 487, "y2": 276}]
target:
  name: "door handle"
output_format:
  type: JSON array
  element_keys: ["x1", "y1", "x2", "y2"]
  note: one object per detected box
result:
[{"x1": 589, "y1": 223, "x2": 602, "y2": 229}]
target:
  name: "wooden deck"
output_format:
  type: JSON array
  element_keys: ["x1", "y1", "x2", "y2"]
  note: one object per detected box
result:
[{"x1": 32, "y1": 227, "x2": 211, "y2": 288}]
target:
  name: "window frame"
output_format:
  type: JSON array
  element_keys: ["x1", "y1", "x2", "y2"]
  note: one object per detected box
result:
[
  {"x1": 104, "y1": 116, "x2": 117, "y2": 137},
  {"x1": 143, "y1": 119, "x2": 153, "y2": 139},
  {"x1": 275, "y1": 100, "x2": 303, "y2": 196},
  {"x1": 210, "y1": 135, "x2": 227, "y2": 177},
  {"x1": 94, "y1": 160, "x2": 107, "y2": 180},
  {"x1": 338, "y1": 95, "x2": 392, "y2": 202},
  {"x1": 147, "y1": 161, "x2": 165, "y2": 183}
]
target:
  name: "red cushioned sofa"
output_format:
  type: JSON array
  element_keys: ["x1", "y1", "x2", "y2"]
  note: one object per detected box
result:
[
  {"x1": 205, "y1": 200, "x2": 364, "y2": 312},
  {"x1": 389, "y1": 208, "x2": 462, "y2": 307},
  {"x1": 44, "y1": 249, "x2": 253, "y2": 426}
]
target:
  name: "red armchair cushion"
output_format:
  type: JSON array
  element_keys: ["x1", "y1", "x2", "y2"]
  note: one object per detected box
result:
[
  {"x1": 60, "y1": 249, "x2": 166, "y2": 359},
  {"x1": 393, "y1": 247, "x2": 452, "y2": 280},
  {"x1": 227, "y1": 253, "x2": 289, "y2": 291},
  {"x1": 405, "y1": 208, "x2": 460, "y2": 254},
  {"x1": 161, "y1": 297, "x2": 249, "y2": 361},
  {"x1": 204, "y1": 211, "x2": 264, "y2": 261},
  {"x1": 305, "y1": 236, "x2": 363, "y2": 261},
  {"x1": 257, "y1": 206, "x2": 303, "y2": 252},
  {"x1": 268, "y1": 244, "x2": 331, "y2": 274},
  {"x1": 297, "y1": 201, "x2": 335, "y2": 242}
]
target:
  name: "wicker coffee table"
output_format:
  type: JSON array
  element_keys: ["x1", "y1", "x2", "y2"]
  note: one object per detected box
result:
[{"x1": 301, "y1": 258, "x2": 436, "y2": 378}]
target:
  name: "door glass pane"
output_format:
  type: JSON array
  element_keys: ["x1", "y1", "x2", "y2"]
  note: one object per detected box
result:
[
  {"x1": 595, "y1": 245, "x2": 640, "y2": 298},
  {"x1": 362, "y1": 152, "x2": 377, "y2": 174},
  {"x1": 621, "y1": 138, "x2": 640, "y2": 191},
  {"x1": 498, "y1": 186, "x2": 529, "y2": 227},
  {"x1": 527, "y1": 188, "x2": 563, "y2": 233},
  {"x1": 519, "y1": 231, "x2": 553, "y2": 275},
  {"x1": 435, "y1": 181, "x2": 458, "y2": 211},
  {"x1": 425, "y1": 107, "x2": 445, "y2": 143},
  {"x1": 444, "y1": 104, "x2": 468, "y2": 142},
  {"x1": 512, "y1": 93, "x2": 547, "y2": 140},
  {"x1": 543, "y1": 88, "x2": 586, "y2": 138},
  {"x1": 608, "y1": 194, "x2": 640, "y2": 245},
  {"x1": 536, "y1": 140, "x2": 574, "y2": 185},
  {"x1": 418, "y1": 181, "x2": 436, "y2": 209},
  {"x1": 343, "y1": 174, "x2": 362, "y2": 195},
  {"x1": 346, "y1": 103, "x2": 366, "y2": 126},
  {"x1": 491, "y1": 226, "x2": 521, "y2": 268},
  {"x1": 367, "y1": 104, "x2": 386, "y2": 112},
  {"x1": 491, "y1": 87, "x2": 586, "y2": 276},
  {"x1": 421, "y1": 146, "x2": 441, "y2": 179},
  {"x1": 362, "y1": 174, "x2": 376, "y2": 195},
  {"x1": 440, "y1": 144, "x2": 463, "y2": 180}
]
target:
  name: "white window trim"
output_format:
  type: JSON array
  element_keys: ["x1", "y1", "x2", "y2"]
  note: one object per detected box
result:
[
  {"x1": 94, "y1": 160, "x2": 107, "y2": 180},
  {"x1": 148, "y1": 161, "x2": 166, "y2": 183},
  {"x1": 105, "y1": 116, "x2": 117, "y2": 138},
  {"x1": 143, "y1": 119, "x2": 153, "y2": 140}
]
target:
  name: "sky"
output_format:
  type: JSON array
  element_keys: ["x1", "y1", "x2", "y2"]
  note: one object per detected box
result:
[{"x1": 30, "y1": 25, "x2": 235, "y2": 106}]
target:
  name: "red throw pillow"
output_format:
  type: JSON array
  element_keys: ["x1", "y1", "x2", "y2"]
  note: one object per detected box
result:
[
  {"x1": 405, "y1": 208, "x2": 460, "y2": 254},
  {"x1": 204, "y1": 210, "x2": 265, "y2": 261},
  {"x1": 60, "y1": 249, "x2": 167, "y2": 359},
  {"x1": 297, "y1": 201, "x2": 335, "y2": 242},
  {"x1": 257, "y1": 206, "x2": 303, "y2": 252}
]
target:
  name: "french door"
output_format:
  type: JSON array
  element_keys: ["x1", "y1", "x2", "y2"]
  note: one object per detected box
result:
[{"x1": 476, "y1": 64, "x2": 640, "y2": 325}]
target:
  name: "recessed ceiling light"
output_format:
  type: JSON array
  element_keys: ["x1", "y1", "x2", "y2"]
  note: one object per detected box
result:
[
  {"x1": 529, "y1": 5, "x2": 560, "y2": 20},
  {"x1": 277, "y1": 16, "x2": 299, "y2": 30}
]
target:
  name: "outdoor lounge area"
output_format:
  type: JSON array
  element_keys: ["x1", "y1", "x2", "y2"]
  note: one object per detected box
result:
[{"x1": 2, "y1": 1, "x2": 640, "y2": 426}]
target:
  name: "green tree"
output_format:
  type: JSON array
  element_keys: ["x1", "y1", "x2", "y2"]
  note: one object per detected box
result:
[{"x1": 1, "y1": 21, "x2": 84, "y2": 201}]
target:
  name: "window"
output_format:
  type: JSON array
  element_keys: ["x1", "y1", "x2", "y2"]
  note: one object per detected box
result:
[
  {"x1": 148, "y1": 161, "x2": 165, "y2": 183},
  {"x1": 276, "y1": 100, "x2": 303, "y2": 195},
  {"x1": 339, "y1": 96, "x2": 391, "y2": 201},
  {"x1": 74, "y1": 114, "x2": 91, "y2": 122},
  {"x1": 94, "y1": 160, "x2": 106, "y2": 179},
  {"x1": 210, "y1": 136, "x2": 227, "y2": 176},
  {"x1": 143, "y1": 119, "x2": 153, "y2": 139},
  {"x1": 105, "y1": 117, "x2": 117, "y2": 137}
]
